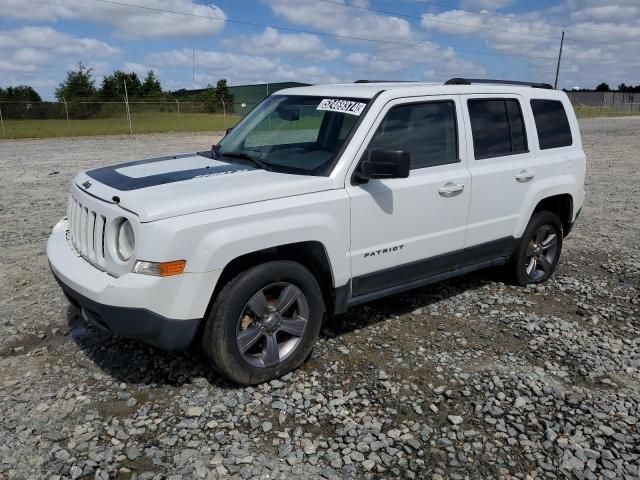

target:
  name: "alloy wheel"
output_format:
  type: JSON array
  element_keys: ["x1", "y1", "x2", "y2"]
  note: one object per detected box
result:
[
  {"x1": 524, "y1": 224, "x2": 559, "y2": 281},
  {"x1": 235, "y1": 282, "x2": 309, "y2": 368}
]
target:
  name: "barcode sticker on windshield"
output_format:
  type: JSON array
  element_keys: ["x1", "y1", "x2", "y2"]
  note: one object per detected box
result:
[{"x1": 317, "y1": 99, "x2": 366, "y2": 116}]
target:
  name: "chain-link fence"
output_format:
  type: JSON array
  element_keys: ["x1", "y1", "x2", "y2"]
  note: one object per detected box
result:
[
  {"x1": 0, "y1": 99, "x2": 258, "y2": 139},
  {"x1": 566, "y1": 91, "x2": 640, "y2": 118},
  {"x1": 1, "y1": 92, "x2": 638, "y2": 139}
]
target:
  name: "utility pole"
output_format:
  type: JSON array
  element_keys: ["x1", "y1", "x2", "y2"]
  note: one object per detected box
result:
[
  {"x1": 192, "y1": 48, "x2": 195, "y2": 90},
  {"x1": 554, "y1": 31, "x2": 565, "y2": 90}
]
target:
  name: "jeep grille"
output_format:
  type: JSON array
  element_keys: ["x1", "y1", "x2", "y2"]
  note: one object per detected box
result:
[{"x1": 67, "y1": 193, "x2": 107, "y2": 269}]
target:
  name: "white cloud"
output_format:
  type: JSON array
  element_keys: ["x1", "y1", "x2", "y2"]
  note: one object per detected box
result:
[
  {"x1": 11, "y1": 48, "x2": 52, "y2": 65},
  {"x1": 419, "y1": 2, "x2": 640, "y2": 88},
  {"x1": 61, "y1": 60, "x2": 113, "y2": 83},
  {"x1": 0, "y1": 26, "x2": 119, "y2": 57},
  {"x1": 0, "y1": 0, "x2": 227, "y2": 38},
  {"x1": 147, "y1": 48, "x2": 342, "y2": 87},
  {"x1": 347, "y1": 43, "x2": 486, "y2": 80},
  {"x1": 460, "y1": 0, "x2": 513, "y2": 9},
  {"x1": 263, "y1": 0, "x2": 415, "y2": 43},
  {"x1": 0, "y1": 27, "x2": 118, "y2": 95},
  {"x1": 421, "y1": 9, "x2": 559, "y2": 47},
  {"x1": 224, "y1": 27, "x2": 341, "y2": 61},
  {"x1": 123, "y1": 62, "x2": 160, "y2": 78},
  {"x1": 0, "y1": 59, "x2": 39, "y2": 75},
  {"x1": 0, "y1": 26, "x2": 118, "y2": 77},
  {"x1": 263, "y1": 0, "x2": 487, "y2": 81},
  {"x1": 571, "y1": 5, "x2": 638, "y2": 23}
]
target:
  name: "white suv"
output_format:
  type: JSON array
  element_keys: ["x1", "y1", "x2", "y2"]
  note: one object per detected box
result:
[{"x1": 48, "y1": 78, "x2": 586, "y2": 384}]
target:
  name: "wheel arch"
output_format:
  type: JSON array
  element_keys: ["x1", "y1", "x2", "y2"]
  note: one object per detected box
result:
[
  {"x1": 531, "y1": 193, "x2": 573, "y2": 237},
  {"x1": 515, "y1": 177, "x2": 576, "y2": 239},
  {"x1": 204, "y1": 241, "x2": 337, "y2": 320}
]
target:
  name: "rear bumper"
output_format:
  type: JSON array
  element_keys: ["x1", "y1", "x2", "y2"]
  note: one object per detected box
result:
[
  {"x1": 52, "y1": 269, "x2": 200, "y2": 349},
  {"x1": 47, "y1": 218, "x2": 218, "y2": 349}
]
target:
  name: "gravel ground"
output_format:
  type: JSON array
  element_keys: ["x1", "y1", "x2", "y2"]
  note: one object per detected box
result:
[{"x1": 0, "y1": 118, "x2": 639, "y2": 480}]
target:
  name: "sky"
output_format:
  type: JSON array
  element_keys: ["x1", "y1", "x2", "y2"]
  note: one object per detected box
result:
[{"x1": 0, "y1": 0, "x2": 639, "y2": 100}]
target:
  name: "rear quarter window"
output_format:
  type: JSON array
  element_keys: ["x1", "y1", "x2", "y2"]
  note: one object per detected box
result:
[{"x1": 530, "y1": 99, "x2": 573, "y2": 149}]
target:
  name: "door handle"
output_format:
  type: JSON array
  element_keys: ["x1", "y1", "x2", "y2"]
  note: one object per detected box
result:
[
  {"x1": 515, "y1": 170, "x2": 535, "y2": 182},
  {"x1": 438, "y1": 182, "x2": 465, "y2": 197}
]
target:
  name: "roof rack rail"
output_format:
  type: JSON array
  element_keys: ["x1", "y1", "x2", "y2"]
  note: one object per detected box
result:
[
  {"x1": 354, "y1": 79, "x2": 418, "y2": 83},
  {"x1": 444, "y1": 78, "x2": 554, "y2": 89}
]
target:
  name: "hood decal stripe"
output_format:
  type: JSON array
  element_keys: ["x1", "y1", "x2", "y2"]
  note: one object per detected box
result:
[{"x1": 85, "y1": 154, "x2": 254, "y2": 191}]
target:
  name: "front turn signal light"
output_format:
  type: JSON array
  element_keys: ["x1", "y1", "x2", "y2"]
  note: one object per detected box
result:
[{"x1": 133, "y1": 260, "x2": 186, "y2": 277}]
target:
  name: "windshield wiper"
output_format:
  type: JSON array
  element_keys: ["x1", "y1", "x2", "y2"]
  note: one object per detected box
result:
[{"x1": 220, "y1": 151, "x2": 272, "y2": 171}]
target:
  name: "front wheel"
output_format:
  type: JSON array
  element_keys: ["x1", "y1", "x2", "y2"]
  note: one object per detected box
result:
[
  {"x1": 508, "y1": 211, "x2": 563, "y2": 286},
  {"x1": 202, "y1": 261, "x2": 324, "y2": 385}
]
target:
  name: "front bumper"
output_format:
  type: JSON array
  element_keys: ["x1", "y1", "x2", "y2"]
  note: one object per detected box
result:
[
  {"x1": 52, "y1": 270, "x2": 200, "y2": 349},
  {"x1": 47, "y1": 218, "x2": 219, "y2": 349}
]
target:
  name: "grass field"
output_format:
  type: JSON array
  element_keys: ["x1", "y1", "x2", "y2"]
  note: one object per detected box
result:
[
  {"x1": 2, "y1": 107, "x2": 638, "y2": 139},
  {"x1": 0, "y1": 113, "x2": 242, "y2": 139},
  {"x1": 573, "y1": 104, "x2": 640, "y2": 118}
]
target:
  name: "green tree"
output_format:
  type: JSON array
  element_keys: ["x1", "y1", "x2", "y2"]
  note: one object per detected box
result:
[
  {"x1": 204, "y1": 79, "x2": 234, "y2": 113},
  {"x1": 100, "y1": 70, "x2": 143, "y2": 99},
  {"x1": 142, "y1": 70, "x2": 162, "y2": 96},
  {"x1": 0, "y1": 85, "x2": 42, "y2": 102},
  {"x1": 55, "y1": 62, "x2": 96, "y2": 100},
  {"x1": 215, "y1": 79, "x2": 234, "y2": 112},
  {"x1": 203, "y1": 84, "x2": 217, "y2": 112},
  {"x1": 595, "y1": 82, "x2": 610, "y2": 92}
]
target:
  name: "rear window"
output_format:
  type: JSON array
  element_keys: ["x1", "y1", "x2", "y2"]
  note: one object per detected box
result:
[
  {"x1": 531, "y1": 99, "x2": 573, "y2": 149},
  {"x1": 468, "y1": 99, "x2": 528, "y2": 159}
]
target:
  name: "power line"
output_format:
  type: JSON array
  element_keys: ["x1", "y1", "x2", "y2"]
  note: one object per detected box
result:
[
  {"x1": 30, "y1": 0, "x2": 630, "y2": 45},
  {"x1": 37, "y1": 0, "x2": 556, "y2": 61},
  {"x1": 315, "y1": 0, "x2": 628, "y2": 48},
  {"x1": 411, "y1": 0, "x2": 631, "y2": 38}
]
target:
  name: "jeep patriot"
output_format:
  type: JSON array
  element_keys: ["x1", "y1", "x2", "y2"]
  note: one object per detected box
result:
[{"x1": 48, "y1": 78, "x2": 586, "y2": 384}]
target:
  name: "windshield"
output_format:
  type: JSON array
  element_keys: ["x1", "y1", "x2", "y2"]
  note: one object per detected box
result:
[{"x1": 216, "y1": 95, "x2": 369, "y2": 176}]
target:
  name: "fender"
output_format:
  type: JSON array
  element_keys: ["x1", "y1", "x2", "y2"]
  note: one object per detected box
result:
[
  {"x1": 513, "y1": 174, "x2": 576, "y2": 238},
  {"x1": 141, "y1": 189, "x2": 351, "y2": 289}
]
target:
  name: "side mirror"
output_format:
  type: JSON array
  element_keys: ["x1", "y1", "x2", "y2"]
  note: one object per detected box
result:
[
  {"x1": 278, "y1": 107, "x2": 300, "y2": 121},
  {"x1": 357, "y1": 150, "x2": 410, "y2": 181},
  {"x1": 225, "y1": 127, "x2": 233, "y2": 136}
]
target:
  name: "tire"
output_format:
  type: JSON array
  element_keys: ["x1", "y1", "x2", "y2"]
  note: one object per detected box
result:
[
  {"x1": 202, "y1": 260, "x2": 324, "y2": 385},
  {"x1": 508, "y1": 210, "x2": 564, "y2": 286}
]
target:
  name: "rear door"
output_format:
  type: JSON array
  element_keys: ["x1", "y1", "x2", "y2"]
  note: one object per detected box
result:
[
  {"x1": 462, "y1": 94, "x2": 551, "y2": 250},
  {"x1": 346, "y1": 95, "x2": 472, "y2": 296}
]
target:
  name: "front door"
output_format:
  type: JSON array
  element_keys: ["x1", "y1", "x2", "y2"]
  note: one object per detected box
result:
[{"x1": 346, "y1": 96, "x2": 471, "y2": 297}]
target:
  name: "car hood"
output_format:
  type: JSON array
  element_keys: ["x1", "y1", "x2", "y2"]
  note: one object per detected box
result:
[{"x1": 74, "y1": 153, "x2": 334, "y2": 222}]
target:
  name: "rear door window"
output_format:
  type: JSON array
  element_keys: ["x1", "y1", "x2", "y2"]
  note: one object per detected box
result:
[
  {"x1": 468, "y1": 99, "x2": 528, "y2": 159},
  {"x1": 530, "y1": 99, "x2": 573, "y2": 149}
]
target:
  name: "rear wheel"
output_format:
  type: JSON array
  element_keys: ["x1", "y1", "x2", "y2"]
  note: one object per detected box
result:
[
  {"x1": 508, "y1": 211, "x2": 563, "y2": 286},
  {"x1": 202, "y1": 261, "x2": 324, "y2": 385}
]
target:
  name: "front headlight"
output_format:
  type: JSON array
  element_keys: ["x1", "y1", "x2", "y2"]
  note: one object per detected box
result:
[{"x1": 116, "y1": 219, "x2": 135, "y2": 261}]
